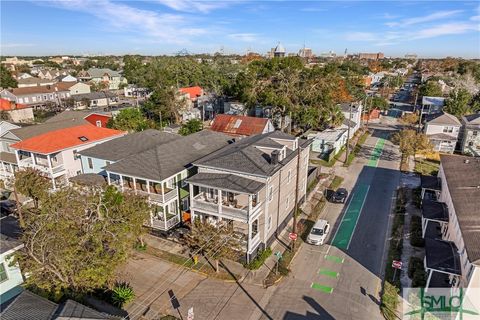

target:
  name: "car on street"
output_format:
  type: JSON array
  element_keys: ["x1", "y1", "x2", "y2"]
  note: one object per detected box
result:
[
  {"x1": 332, "y1": 188, "x2": 348, "y2": 203},
  {"x1": 307, "y1": 219, "x2": 330, "y2": 245}
]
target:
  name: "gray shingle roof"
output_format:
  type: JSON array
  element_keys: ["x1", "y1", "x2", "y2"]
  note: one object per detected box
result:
[
  {"x1": 427, "y1": 112, "x2": 461, "y2": 126},
  {"x1": 462, "y1": 113, "x2": 480, "y2": 125},
  {"x1": 79, "y1": 129, "x2": 180, "y2": 161},
  {"x1": 194, "y1": 131, "x2": 302, "y2": 177},
  {"x1": 187, "y1": 172, "x2": 265, "y2": 194},
  {"x1": 427, "y1": 133, "x2": 458, "y2": 141},
  {"x1": 0, "y1": 151, "x2": 17, "y2": 164},
  {"x1": 85, "y1": 68, "x2": 121, "y2": 78},
  {"x1": 44, "y1": 110, "x2": 93, "y2": 124},
  {"x1": 104, "y1": 130, "x2": 232, "y2": 182},
  {"x1": 72, "y1": 92, "x2": 117, "y2": 101},
  {"x1": 1, "y1": 291, "x2": 58, "y2": 320},
  {"x1": 55, "y1": 299, "x2": 108, "y2": 319},
  {"x1": 9, "y1": 119, "x2": 87, "y2": 140},
  {"x1": 440, "y1": 155, "x2": 480, "y2": 264}
]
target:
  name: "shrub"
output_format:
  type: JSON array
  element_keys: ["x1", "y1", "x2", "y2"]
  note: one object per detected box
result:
[
  {"x1": 244, "y1": 247, "x2": 272, "y2": 270},
  {"x1": 111, "y1": 282, "x2": 135, "y2": 307},
  {"x1": 381, "y1": 281, "x2": 400, "y2": 320},
  {"x1": 412, "y1": 267, "x2": 427, "y2": 287},
  {"x1": 408, "y1": 257, "x2": 423, "y2": 279},
  {"x1": 410, "y1": 216, "x2": 424, "y2": 247}
]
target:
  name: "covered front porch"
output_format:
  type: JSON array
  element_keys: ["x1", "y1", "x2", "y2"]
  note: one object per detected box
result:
[
  {"x1": 106, "y1": 172, "x2": 177, "y2": 204},
  {"x1": 424, "y1": 238, "x2": 462, "y2": 289},
  {"x1": 420, "y1": 175, "x2": 441, "y2": 201},
  {"x1": 150, "y1": 200, "x2": 181, "y2": 231},
  {"x1": 421, "y1": 200, "x2": 449, "y2": 239}
]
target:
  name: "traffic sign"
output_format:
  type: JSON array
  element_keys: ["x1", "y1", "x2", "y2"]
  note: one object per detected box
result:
[
  {"x1": 289, "y1": 232, "x2": 298, "y2": 241},
  {"x1": 392, "y1": 260, "x2": 403, "y2": 269},
  {"x1": 274, "y1": 251, "x2": 282, "y2": 260}
]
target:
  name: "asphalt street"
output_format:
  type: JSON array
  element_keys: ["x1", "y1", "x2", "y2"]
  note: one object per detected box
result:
[{"x1": 260, "y1": 125, "x2": 401, "y2": 320}]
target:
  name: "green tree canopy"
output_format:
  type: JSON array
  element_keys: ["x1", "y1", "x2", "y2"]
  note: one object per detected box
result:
[
  {"x1": 107, "y1": 108, "x2": 150, "y2": 132},
  {"x1": 179, "y1": 119, "x2": 203, "y2": 136},
  {"x1": 14, "y1": 180, "x2": 150, "y2": 293},
  {"x1": 419, "y1": 80, "x2": 443, "y2": 97},
  {"x1": 444, "y1": 88, "x2": 473, "y2": 118},
  {"x1": 0, "y1": 64, "x2": 18, "y2": 88}
]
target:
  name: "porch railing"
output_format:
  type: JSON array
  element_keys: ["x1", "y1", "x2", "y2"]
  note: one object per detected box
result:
[{"x1": 150, "y1": 214, "x2": 180, "y2": 230}]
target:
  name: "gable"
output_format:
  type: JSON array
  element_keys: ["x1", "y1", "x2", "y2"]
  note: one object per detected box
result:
[{"x1": 0, "y1": 130, "x2": 21, "y2": 142}]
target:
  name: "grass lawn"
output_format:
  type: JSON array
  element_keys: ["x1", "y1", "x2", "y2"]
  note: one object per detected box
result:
[{"x1": 414, "y1": 158, "x2": 440, "y2": 176}]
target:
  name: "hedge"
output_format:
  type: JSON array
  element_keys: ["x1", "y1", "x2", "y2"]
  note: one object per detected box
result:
[
  {"x1": 244, "y1": 247, "x2": 272, "y2": 270},
  {"x1": 410, "y1": 216, "x2": 424, "y2": 247}
]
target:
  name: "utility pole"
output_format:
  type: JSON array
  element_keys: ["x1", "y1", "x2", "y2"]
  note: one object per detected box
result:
[
  {"x1": 159, "y1": 110, "x2": 163, "y2": 130},
  {"x1": 344, "y1": 102, "x2": 353, "y2": 164},
  {"x1": 415, "y1": 90, "x2": 421, "y2": 132},
  {"x1": 292, "y1": 144, "x2": 301, "y2": 252}
]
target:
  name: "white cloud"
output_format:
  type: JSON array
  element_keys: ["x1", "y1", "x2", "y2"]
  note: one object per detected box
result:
[
  {"x1": 43, "y1": 0, "x2": 208, "y2": 44},
  {"x1": 155, "y1": 0, "x2": 232, "y2": 13},
  {"x1": 412, "y1": 22, "x2": 480, "y2": 39},
  {"x1": 386, "y1": 10, "x2": 463, "y2": 27},
  {"x1": 300, "y1": 7, "x2": 327, "y2": 12},
  {"x1": 228, "y1": 33, "x2": 260, "y2": 42},
  {"x1": 471, "y1": 15, "x2": 480, "y2": 21}
]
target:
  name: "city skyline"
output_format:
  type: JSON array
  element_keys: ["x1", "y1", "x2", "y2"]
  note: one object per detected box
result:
[{"x1": 1, "y1": 0, "x2": 479, "y2": 58}]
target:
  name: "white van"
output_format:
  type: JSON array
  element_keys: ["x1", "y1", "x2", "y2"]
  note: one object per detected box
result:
[{"x1": 307, "y1": 219, "x2": 330, "y2": 245}]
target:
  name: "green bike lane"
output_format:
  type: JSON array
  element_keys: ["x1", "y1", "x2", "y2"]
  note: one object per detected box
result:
[{"x1": 311, "y1": 135, "x2": 387, "y2": 294}]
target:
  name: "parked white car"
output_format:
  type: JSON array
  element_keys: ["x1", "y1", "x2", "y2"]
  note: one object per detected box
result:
[{"x1": 307, "y1": 219, "x2": 330, "y2": 245}]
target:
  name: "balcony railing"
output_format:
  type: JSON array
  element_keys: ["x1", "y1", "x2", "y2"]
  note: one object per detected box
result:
[
  {"x1": 150, "y1": 214, "x2": 180, "y2": 230},
  {"x1": 191, "y1": 197, "x2": 248, "y2": 222},
  {"x1": 135, "y1": 187, "x2": 177, "y2": 203}
]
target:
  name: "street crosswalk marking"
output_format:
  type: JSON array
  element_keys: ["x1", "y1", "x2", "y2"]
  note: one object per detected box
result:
[{"x1": 311, "y1": 283, "x2": 334, "y2": 293}]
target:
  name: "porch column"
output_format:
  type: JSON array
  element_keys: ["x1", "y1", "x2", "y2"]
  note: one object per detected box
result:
[
  {"x1": 422, "y1": 218, "x2": 427, "y2": 238},
  {"x1": 31, "y1": 153, "x2": 37, "y2": 166},
  {"x1": 218, "y1": 189, "x2": 222, "y2": 215},
  {"x1": 164, "y1": 204, "x2": 168, "y2": 230},
  {"x1": 47, "y1": 154, "x2": 55, "y2": 190},
  {"x1": 146, "y1": 180, "x2": 151, "y2": 194},
  {"x1": 161, "y1": 182, "x2": 165, "y2": 202},
  {"x1": 421, "y1": 188, "x2": 425, "y2": 200},
  {"x1": 119, "y1": 175, "x2": 124, "y2": 191},
  {"x1": 132, "y1": 177, "x2": 137, "y2": 193},
  {"x1": 248, "y1": 194, "x2": 252, "y2": 216},
  {"x1": 150, "y1": 211, "x2": 153, "y2": 226},
  {"x1": 106, "y1": 172, "x2": 111, "y2": 185},
  {"x1": 14, "y1": 150, "x2": 20, "y2": 168},
  {"x1": 10, "y1": 164, "x2": 14, "y2": 174},
  {"x1": 1, "y1": 161, "x2": 5, "y2": 173},
  {"x1": 246, "y1": 222, "x2": 251, "y2": 264},
  {"x1": 425, "y1": 269, "x2": 433, "y2": 292}
]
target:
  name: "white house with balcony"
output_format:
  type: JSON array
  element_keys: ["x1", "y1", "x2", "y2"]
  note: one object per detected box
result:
[
  {"x1": 420, "y1": 155, "x2": 480, "y2": 290},
  {"x1": 0, "y1": 216, "x2": 24, "y2": 304},
  {"x1": 424, "y1": 112, "x2": 461, "y2": 153},
  {"x1": 85, "y1": 130, "x2": 232, "y2": 231},
  {"x1": 10, "y1": 124, "x2": 124, "y2": 189},
  {"x1": 187, "y1": 131, "x2": 311, "y2": 262}
]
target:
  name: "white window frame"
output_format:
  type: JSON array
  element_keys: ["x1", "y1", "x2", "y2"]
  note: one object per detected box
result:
[
  {"x1": 96, "y1": 120, "x2": 102, "y2": 127},
  {"x1": 268, "y1": 185, "x2": 273, "y2": 202},
  {"x1": 287, "y1": 169, "x2": 292, "y2": 184}
]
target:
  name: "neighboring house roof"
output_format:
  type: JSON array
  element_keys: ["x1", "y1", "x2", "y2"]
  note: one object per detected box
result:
[
  {"x1": 17, "y1": 77, "x2": 53, "y2": 86},
  {"x1": 339, "y1": 103, "x2": 361, "y2": 113},
  {"x1": 45, "y1": 110, "x2": 91, "y2": 123},
  {"x1": 72, "y1": 92, "x2": 117, "y2": 101},
  {"x1": 69, "y1": 173, "x2": 107, "y2": 187},
  {"x1": 425, "y1": 238, "x2": 461, "y2": 275},
  {"x1": 422, "y1": 200, "x2": 449, "y2": 222},
  {"x1": 104, "y1": 130, "x2": 232, "y2": 182},
  {"x1": 422, "y1": 96, "x2": 445, "y2": 106},
  {"x1": 79, "y1": 129, "x2": 180, "y2": 161},
  {"x1": 8, "y1": 118, "x2": 88, "y2": 140},
  {"x1": 462, "y1": 113, "x2": 480, "y2": 126},
  {"x1": 84, "y1": 68, "x2": 121, "y2": 78},
  {"x1": 440, "y1": 154, "x2": 480, "y2": 264},
  {"x1": 1, "y1": 291, "x2": 111, "y2": 320},
  {"x1": 426, "y1": 112, "x2": 461, "y2": 126},
  {"x1": 420, "y1": 175, "x2": 441, "y2": 191},
  {"x1": 308, "y1": 128, "x2": 347, "y2": 143},
  {"x1": 0, "y1": 121, "x2": 20, "y2": 136},
  {"x1": 0, "y1": 151, "x2": 17, "y2": 164},
  {"x1": 187, "y1": 172, "x2": 265, "y2": 194},
  {"x1": 210, "y1": 115, "x2": 270, "y2": 137},
  {"x1": 342, "y1": 118, "x2": 357, "y2": 128},
  {"x1": 0, "y1": 98, "x2": 30, "y2": 111},
  {"x1": 194, "y1": 131, "x2": 307, "y2": 177},
  {"x1": 0, "y1": 215, "x2": 22, "y2": 255},
  {"x1": 179, "y1": 86, "x2": 203, "y2": 99},
  {"x1": 1, "y1": 291, "x2": 58, "y2": 320},
  {"x1": 8, "y1": 84, "x2": 70, "y2": 96},
  {"x1": 11, "y1": 124, "x2": 124, "y2": 154}
]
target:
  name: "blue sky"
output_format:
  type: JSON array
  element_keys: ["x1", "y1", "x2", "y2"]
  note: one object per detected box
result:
[{"x1": 1, "y1": 1, "x2": 479, "y2": 58}]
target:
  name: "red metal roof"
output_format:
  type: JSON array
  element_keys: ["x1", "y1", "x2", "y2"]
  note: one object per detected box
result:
[
  {"x1": 179, "y1": 86, "x2": 203, "y2": 99},
  {"x1": 0, "y1": 98, "x2": 30, "y2": 111},
  {"x1": 210, "y1": 114, "x2": 269, "y2": 137},
  {"x1": 11, "y1": 124, "x2": 124, "y2": 154}
]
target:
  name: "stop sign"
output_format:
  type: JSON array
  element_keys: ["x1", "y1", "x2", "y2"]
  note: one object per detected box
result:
[
  {"x1": 289, "y1": 232, "x2": 298, "y2": 241},
  {"x1": 392, "y1": 260, "x2": 402, "y2": 269}
]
